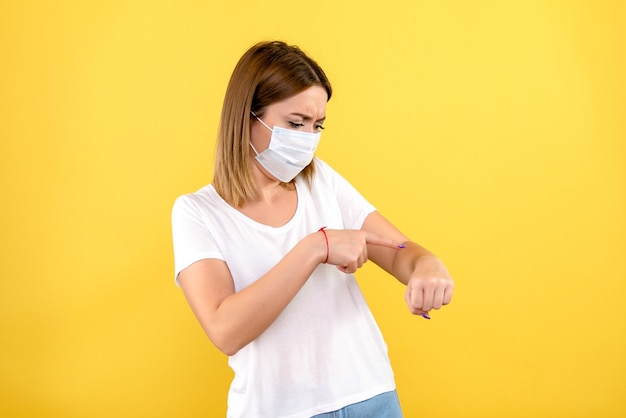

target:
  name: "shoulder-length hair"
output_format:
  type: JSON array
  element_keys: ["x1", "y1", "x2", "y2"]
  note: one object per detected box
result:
[{"x1": 213, "y1": 41, "x2": 332, "y2": 207}]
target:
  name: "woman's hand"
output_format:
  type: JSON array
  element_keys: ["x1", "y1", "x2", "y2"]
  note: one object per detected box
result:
[
  {"x1": 404, "y1": 256, "x2": 454, "y2": 316},
  {"x1": 322, "y1": 229, "x2": 405, "y2": 274}
]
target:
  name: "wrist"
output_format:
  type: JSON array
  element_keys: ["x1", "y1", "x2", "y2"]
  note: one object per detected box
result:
[
  {"x1": 412, "y1": 255, "x2": 445, "y2": 276},
  {"x1": 318, "y1": 227, "x2": 329, "y2": 264},
  {"x1": 303, "y1": 229, "x2": 328, "y2": 265}
]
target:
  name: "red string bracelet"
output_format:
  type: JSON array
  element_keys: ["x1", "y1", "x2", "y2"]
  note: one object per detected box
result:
[{"x1": 319, "y1": 226, "x2": 329, "y2": 264}]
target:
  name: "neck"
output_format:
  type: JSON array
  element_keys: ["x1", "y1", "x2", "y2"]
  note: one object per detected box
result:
[{"x1": 249, "y1": 162, "x2": 293, "y2": 204}]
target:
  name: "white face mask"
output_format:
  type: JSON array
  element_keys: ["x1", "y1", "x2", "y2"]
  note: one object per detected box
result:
[{"x1": 250, "y1": 113, "x2": 321, "y2": 182}]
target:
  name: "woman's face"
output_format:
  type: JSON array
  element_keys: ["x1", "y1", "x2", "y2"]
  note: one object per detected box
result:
[{"x1": 250, "y1": 85, "x2": 328, "y2": 155}]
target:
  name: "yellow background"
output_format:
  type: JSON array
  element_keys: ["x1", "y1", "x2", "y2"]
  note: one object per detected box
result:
[{"x1": 1, "y1": 0, "x2": 624, "y2": 417}]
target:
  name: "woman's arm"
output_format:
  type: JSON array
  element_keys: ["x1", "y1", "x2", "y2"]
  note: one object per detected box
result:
[
  {"x1": 179, "y1": 232, "x2": 325, "y2": 356},
  {"x1": 363, "y1": 211, "x2": 454, "y2": 315},
  {"x1": 179, "y1": 227, "x2": 405, "y2": 356}
]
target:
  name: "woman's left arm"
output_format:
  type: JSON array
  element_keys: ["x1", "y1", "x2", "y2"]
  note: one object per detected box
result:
[{"x1": 362, "y1": 211, "x2": 454, "y2": 315}]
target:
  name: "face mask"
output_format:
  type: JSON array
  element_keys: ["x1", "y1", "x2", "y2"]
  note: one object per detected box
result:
[{"x1": 250, "y1": 113, "x2": 321, "y2": 182}]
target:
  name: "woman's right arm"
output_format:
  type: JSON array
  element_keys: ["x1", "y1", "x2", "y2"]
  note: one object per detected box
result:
[
  {"x1": 178, "y1": 231, "x2": 325, "y2": 356},
  {"x1": 178, "y1": 228, "x2": 404, "y2": 356}
]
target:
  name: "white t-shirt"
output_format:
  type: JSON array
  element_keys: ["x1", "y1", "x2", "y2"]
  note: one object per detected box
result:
[{"x1": 171, "y1": 159, "x2": 396, "y2": 418}]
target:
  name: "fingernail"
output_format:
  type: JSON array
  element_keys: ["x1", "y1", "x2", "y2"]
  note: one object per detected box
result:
[
  {"x1": 398, "y1": 243, "x2": 406, "y2": 248},
  {"x1": 420, "y1": 313, "x2": 431, "y2": 320}
]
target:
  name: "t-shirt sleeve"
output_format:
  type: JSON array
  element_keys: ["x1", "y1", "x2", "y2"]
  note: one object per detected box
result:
[
  {"x1": 315, "y1": 159, "x2": 376, "y2": 230},
  {"x1": 171, "y1": 194, "x2": 224, "y2": 287}
]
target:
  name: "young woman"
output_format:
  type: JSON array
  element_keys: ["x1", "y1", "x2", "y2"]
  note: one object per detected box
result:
[{"x1": 172, "y1": 41, "x2": 454, "y2": 418}]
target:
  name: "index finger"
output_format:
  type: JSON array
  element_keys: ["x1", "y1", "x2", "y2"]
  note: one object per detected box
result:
[{"x1": 365, "y1": 233, "x2": 406, "y2": 250}]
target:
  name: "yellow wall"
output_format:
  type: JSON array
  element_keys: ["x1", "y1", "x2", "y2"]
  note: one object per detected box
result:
[{"x1": 1, "y1": 1, "x2": 624, "y2": 417}]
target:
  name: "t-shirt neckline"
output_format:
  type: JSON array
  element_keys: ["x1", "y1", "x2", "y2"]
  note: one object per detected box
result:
[{"x1": 207, "y1": 181, "x2": 303, "y2": 232}]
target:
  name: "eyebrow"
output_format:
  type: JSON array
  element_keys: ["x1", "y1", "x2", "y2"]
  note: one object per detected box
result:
[{"x1": 289, "y1": 112, "x2": 326, "y2": 123}]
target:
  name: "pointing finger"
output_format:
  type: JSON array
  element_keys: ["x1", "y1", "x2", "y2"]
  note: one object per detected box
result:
[{"x1": 365, "y1": 234, "x2": 406, "y2": 250}]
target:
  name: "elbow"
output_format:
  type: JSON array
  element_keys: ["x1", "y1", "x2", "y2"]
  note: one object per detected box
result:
[
  {"x1": 198, "y1": 308, "x2": 257, "y2": 356},
  {"x1": 215, "y1": 340, "x2": 240, "y2": 357},
  {"x1": 207, "y1": 328, "x2": 247, "y2": 357}
]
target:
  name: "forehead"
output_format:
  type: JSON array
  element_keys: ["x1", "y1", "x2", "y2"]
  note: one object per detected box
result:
[{"x1": 266, "y1": 86, "x2": 328, "y2": 117}]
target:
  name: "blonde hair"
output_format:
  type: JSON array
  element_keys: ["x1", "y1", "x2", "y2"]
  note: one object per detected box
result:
[{"x1": 213, "y1": 41, "x2": 332, "y2": 207}]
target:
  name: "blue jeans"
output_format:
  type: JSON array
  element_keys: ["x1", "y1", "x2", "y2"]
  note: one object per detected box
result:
[{"x1": 310, "y1": 390, "x2": 403, "y2": 418}]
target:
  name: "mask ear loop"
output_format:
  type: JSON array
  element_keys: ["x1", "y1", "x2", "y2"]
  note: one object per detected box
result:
[
  {"x1": 249, "y1": 142, "x2": 260, "y2": 156},
  {"x1": 249, "y1": 111, "x2": 265, "y2": 156},
  {"x1": 250, "y1": 111, "x2": 273, "y2": 131}
]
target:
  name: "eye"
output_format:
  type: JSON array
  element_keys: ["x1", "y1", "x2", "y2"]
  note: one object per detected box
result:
[
  {"x1": 289, "y1": 122, "x2": 305, "y2": 128},
  {"x1": 315, "y1": 124, "x2": 325, "y2": 131}
]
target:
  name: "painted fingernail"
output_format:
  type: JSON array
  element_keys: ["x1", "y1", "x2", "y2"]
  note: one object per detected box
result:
[
  {"x1": 398, "y1": 243, "x2": 407, "y2": 248},
  {"x1": 420, "y1": 313, "x2": 431, "y2": 320}
]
